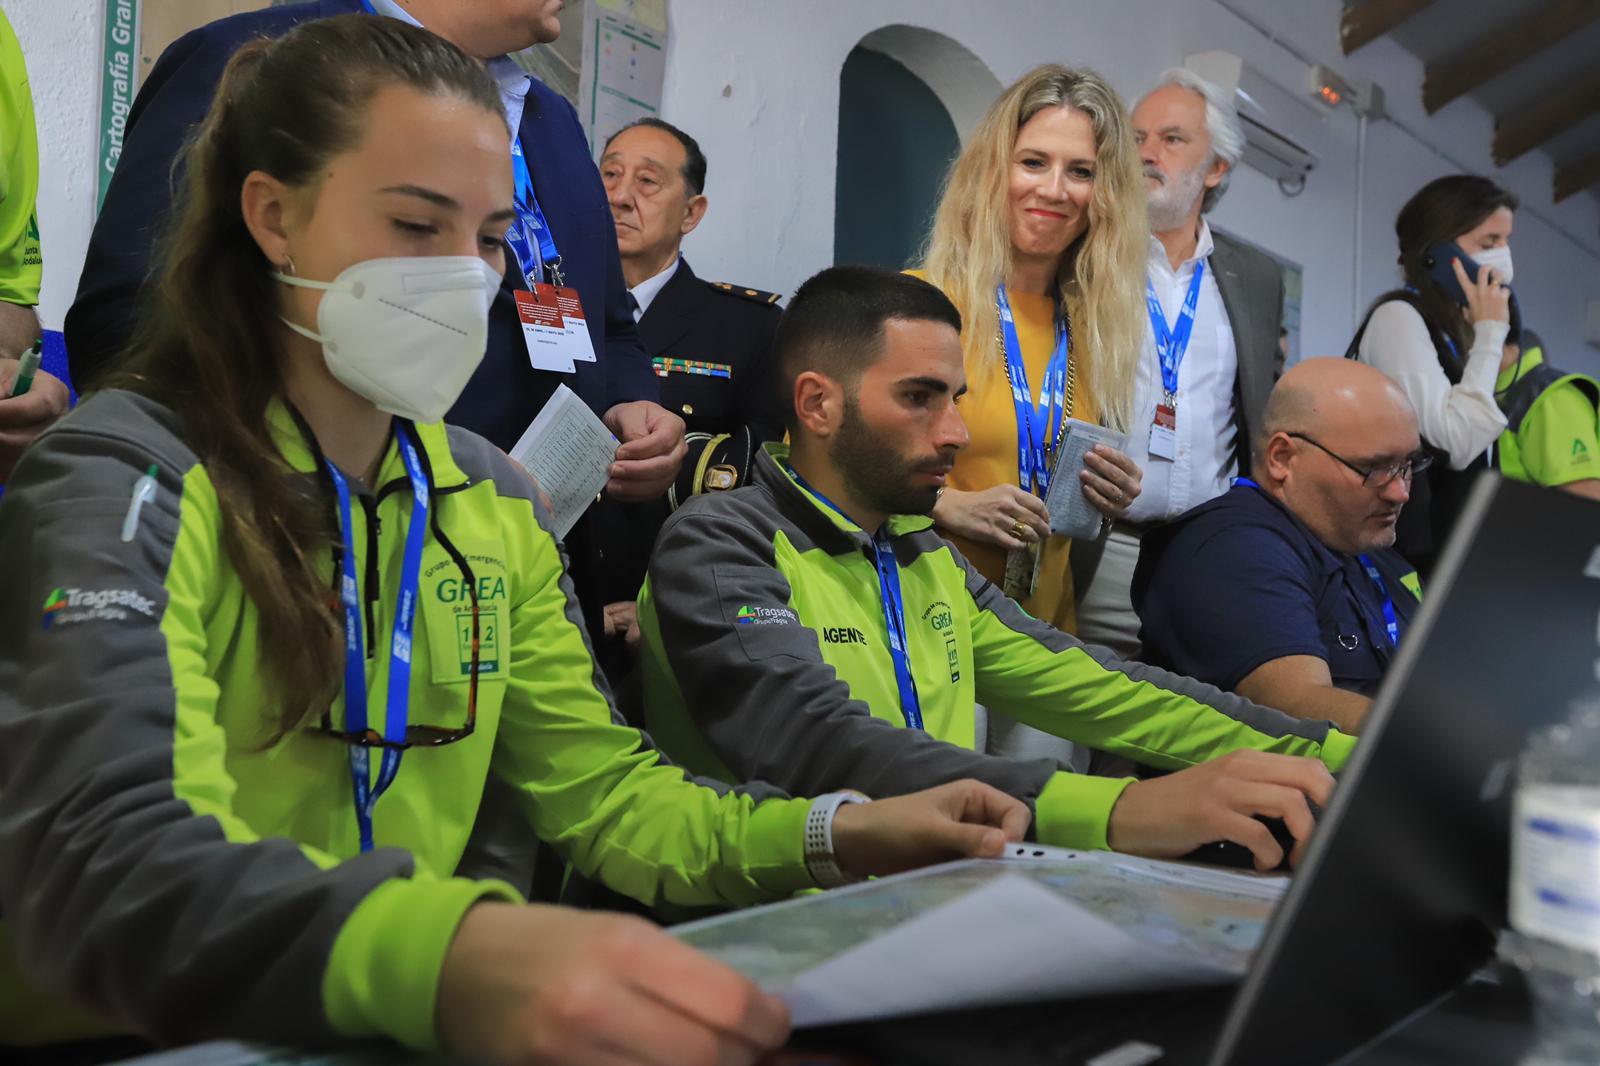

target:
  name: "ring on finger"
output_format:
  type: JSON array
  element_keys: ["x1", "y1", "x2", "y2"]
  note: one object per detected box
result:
[{"x1": 1010, "y1": 519, "x2": 1028, "y2": 539}]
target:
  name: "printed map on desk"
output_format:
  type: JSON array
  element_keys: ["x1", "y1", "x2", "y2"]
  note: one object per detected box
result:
[{"x1": 674, "y1": 849, "x2": 1286, "y2": 1027}]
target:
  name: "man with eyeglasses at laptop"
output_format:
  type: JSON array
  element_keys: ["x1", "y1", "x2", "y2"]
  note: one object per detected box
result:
[{"x1": 1133, "y1": 358, "x2": 1425, "y2": 737}]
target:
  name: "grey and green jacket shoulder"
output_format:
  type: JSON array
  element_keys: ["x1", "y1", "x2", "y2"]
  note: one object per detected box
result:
[
  {"x1": 0, "y1": 391, "x2": 818, "y2": 1052},
  {"x1": 637, "y1": 444, "x2": 1356, "y2": 849}
]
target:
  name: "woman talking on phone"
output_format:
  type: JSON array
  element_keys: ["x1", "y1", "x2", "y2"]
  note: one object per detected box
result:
[
  {"x1": 0, "y1": 17, "x2": 1025, "y2": 1065},
  {"x1": 1348, "y1": 174, "x2": 1517, "y2": 574}
]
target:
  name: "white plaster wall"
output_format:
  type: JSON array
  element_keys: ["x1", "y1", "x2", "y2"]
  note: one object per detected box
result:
[
  {"x1": 8, "y1": 0, "x2": 101, "y2": 332},
  {"x1": 14, "y1": 0, "x2": 1600, "y2": 372},
  {"x1": 662, "y1": 0, "x2": 1600, "y2": 373}
]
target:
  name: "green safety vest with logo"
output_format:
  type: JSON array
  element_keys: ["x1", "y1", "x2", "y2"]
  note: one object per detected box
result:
[
  {"x1": 1495, "y1": 345, "x2": 1600, "y2": 488},
  {"x1": 0, "y1": 9, "x2": 42, "y2": 305},
  {"x1": 0, "y1": 392, "x2": 822, "y2": 1051},
  {"x1": 637, "y1": 445, "x2": 1355, "y2": 851}
]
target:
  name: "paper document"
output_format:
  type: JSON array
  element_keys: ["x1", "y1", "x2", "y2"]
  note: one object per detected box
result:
[
  {"x1": 1045, "y1": 418, "x2": 1126, "y2": 539},
  {"x1": 674, "y1": 850, "x2": 1285, "y2": 1028},
  {"x1": 507, "y1": 385, "x2": 617, "y2": 540}
]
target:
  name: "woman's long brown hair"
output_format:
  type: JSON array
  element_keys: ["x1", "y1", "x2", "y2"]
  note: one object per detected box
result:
[
  {"x1": 1390, "y1": 174, "x2": 1519, "y2": 359},
  {"x1": 109, "y1": 15, "x2": 504, "y2": 735}
]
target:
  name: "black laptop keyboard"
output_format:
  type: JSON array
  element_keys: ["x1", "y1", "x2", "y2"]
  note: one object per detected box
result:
[{"x1": 791, "y1": 987, "x2": 1231, "y2": 1065}]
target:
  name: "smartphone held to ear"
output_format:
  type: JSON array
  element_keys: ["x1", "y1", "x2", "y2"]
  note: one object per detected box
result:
[{"x1": 1421, "y1": 241, "x2": 1521, "y2": 344}]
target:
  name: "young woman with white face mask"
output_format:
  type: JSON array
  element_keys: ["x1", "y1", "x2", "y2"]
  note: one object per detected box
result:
[
  {"x1": 1348, "y1": 174, "x2": 1518, "y2": 575},
  {"x1": 0, "y1": 17, "x2": 1027, "y2": 1065}
]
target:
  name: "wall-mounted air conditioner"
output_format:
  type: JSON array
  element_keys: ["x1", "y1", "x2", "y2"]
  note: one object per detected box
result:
[{"x1": 1184, "y1": 51, "x2": 1324, "y2": 186}]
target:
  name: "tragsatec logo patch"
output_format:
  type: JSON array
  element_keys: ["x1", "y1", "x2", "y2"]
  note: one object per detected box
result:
[
  {"x1": 41, "y1": 586, "x2": 158, "y2": 631},
  {"x1": 735, "y1": 604, "x2": 798, "y2": 626}
]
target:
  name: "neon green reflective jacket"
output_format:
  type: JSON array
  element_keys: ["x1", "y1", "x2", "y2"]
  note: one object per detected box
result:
[
  {"x1": 0, "y1": 392, "x2": 817, "y2": 1050},
  {"x1": 0, "y1": 9, "x2": 40, "y2": 306},
  {"x1": 1495, "y1": 344, "x2": 1600, "y2": 488},
  {"x1": 637, "y1": 445, "x2": 1355, "y2": 851}
]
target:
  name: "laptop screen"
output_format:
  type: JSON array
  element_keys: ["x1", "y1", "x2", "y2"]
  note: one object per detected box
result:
[{"x1": 1213, "y1": 475, "x2": 1600, "y2": 1065}]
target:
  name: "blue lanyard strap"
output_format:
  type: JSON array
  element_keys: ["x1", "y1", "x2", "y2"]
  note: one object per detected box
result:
[
  {"x1": 1400, "y1": 286, "x2": 1459, "y2": 363},
  {"x1": 784, "y1": 465, "x2": 924, "y2": 729},
  {"x1": 1145, "y1": 261, "x2": 1206, "y2": 402},
  {"x1": 324, "y1": 422, "x2": 432, "y2": 852},
  {"x1": 1239, "y1": 476, "x2": 1401, "y2": 649},
  {"x1": 996, "y1": 285, "x2": 1069, "y2": 496},
  {"x1": 507, "y1": 140, "x2": 563, "y2": 288},
  {"x1": 1357, "y1": 554, "x2": 1400, "y2": 649},
  {"x1": 355, "y1": 0, "x2": 555, "y2": 289}
]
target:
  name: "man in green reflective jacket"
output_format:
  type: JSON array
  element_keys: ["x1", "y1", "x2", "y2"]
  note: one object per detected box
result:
[{"x1": 639, "y1": 266, "x2": 1354, "y2": 872}]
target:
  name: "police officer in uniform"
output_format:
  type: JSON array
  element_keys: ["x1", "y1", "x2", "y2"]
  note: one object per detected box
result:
[{"x1": 595, "y1": 117, "x2": 784, "y2": 675}]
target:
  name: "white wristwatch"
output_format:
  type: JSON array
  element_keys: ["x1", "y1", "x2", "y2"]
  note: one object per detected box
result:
[{"x1": 804, "y1": 790, "x2": 870, "y2": 889}]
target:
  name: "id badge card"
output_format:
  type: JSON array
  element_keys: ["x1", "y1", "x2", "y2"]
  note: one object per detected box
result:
[
  {"x1": 1149, "y1": 400, "x2": 1178, "y2": 461},
  {"x1": 516, "y1": 287, "x2": 576, "y2": 373},
  {"x1": 550, "y1": 286, "x2": 598, "y2": 362},
  {"x1": 1003, "y1": 542, "x2": 1042, "y2": 601}
]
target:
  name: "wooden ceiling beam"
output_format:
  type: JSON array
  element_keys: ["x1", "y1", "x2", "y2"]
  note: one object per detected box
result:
[
  {"x1": 1493, "y1": 68, "x2": 1600, "y2": 165},
  {"x1": 1424, "y1": 0, "x2": 1600, "y2": 114},
  {"x1": 1554, "y1": 152, "x2": 1600, "y2": 203},
  {"x1": 1340, "y1": 0, "x2": 1436, "y2": 55}
]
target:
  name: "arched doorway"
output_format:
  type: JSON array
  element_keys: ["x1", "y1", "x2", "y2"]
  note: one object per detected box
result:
[{"x1": 833, "y1": 27, "x2": 1000, "y2": 270}]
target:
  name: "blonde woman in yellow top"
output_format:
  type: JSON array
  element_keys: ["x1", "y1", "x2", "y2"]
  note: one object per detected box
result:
[{"x1": 918, "y1": 65, "x2": 1147, "y2": 636}]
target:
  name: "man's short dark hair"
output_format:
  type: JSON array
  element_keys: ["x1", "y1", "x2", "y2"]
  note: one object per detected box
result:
[
  {"x1": 603, "y1": 117, "x2": 707, "y2": 195},
  {"x1": 775, "y1": 266, "x2": 963, "y2": 429}
]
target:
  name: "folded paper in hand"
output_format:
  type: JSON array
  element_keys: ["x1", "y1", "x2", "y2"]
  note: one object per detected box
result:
[{"x1": 508, "y1": 384, "x2": 618, "y2": 540}]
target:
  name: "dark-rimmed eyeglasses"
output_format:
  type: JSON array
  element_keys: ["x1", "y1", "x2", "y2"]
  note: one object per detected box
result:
[{"x1": 1288, "y1": 432, "x2": 1432, "y2": 489}]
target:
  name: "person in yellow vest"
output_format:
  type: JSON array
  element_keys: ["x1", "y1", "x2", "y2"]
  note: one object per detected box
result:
[
  {"x1": 0, "y1": 8, "x2": 69, "y2": 480},
  {"x1": 1495, "y1": 329, "x2": 1600, "y2": 501}
]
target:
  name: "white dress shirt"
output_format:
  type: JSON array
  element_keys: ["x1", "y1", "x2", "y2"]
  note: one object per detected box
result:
[
  {"x1": 1356, "y1": 302, "x2": 1508, "y2": 470},
  {"x1": 368, "y1": 0, "x2": 532, "y2": 129},
  {"x1": 627, "y1": 257, "x2": 681, "y2": 322},
  {"x1": 1123, "y1": 222, "x2": 1240, "y2": 525}
]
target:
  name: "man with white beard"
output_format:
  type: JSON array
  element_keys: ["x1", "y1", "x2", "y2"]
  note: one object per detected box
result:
[{"x1": 1074, "y1": 70, "x2": 1287, "y2": 664}]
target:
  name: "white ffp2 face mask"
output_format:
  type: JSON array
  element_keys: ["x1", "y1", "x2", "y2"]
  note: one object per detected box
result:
[
  {"x1": 273, "y1": 255, "x2": 503, "y2": 424},
  {"x1": 1472, "y1": 244, "x2": 1514, "y2": 286}
]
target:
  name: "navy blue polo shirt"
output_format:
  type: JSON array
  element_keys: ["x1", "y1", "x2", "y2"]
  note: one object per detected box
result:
[{"x1": 1130, "y1": 483, "x2": 1422, "y2": 697}]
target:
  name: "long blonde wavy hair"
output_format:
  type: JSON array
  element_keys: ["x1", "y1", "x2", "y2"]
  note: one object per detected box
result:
[{"x1": 921, "y1": 65, "x2": 1147, "y2": 431}]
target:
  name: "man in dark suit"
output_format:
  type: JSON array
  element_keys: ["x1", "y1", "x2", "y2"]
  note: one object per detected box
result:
[
  {"x1": 1076, "y1": 67, "x2": 1287, "y2": 658},
  {"x1": 591, "y1": 118, "x2": 784, "y2": 664},
  {"x1": 61, "y1": 0, "x2": 685, "y2": 641}
]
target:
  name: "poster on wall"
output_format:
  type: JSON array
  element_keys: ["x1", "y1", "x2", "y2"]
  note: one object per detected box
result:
[
  {"x1": 1214, "y1": 227, "x2": 1304, "y2": 369},
  {"x1": 97, "y1": 0, "x2": 659, "y2": 208},
  {"x1": 578, "y1": 0, "x2": 668, "y2": 158},
  {"x1": 99, "y1": 0, "x2": 292, "y2": 210}
]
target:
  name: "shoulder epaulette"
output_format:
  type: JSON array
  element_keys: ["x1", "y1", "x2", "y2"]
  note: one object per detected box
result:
[{"x1": 707, "y1": 280, "x2": 782, "y2": 306}]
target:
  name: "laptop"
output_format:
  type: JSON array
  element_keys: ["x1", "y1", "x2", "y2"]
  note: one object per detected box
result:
[{"x1": 785, "y1": 474, "x2": 1600, "y2": 1065}]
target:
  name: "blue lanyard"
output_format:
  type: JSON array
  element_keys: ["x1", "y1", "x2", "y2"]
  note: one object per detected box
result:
[
  {"x1": 507, "y1": 139, "x2": 562, "y2": 288},
  {"x1": 1357, "y1": 554, "x2": 1400, "y2": 648},
  {"x1": 1145, "y1": 261, "x2": 1206, "y2": 401},
  {"x1": 996, "y1": 285, "x2": 1068, "y2": 495},
  {"x1": 1239, "y1": 477, "x2": 1401, "y2": 650},
  {"x1": 1401, "y1": 286, "x2": 1459, "y2": 364},
  {"x1": 785, "y1": 465, "x2": 924, "y2": 729},
  {"x1": 356, "y1": 0, "x2": 556, "y2": 289},
  {"x1": 325, "y1": 422, "x2": 431, "y2": 853}
]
